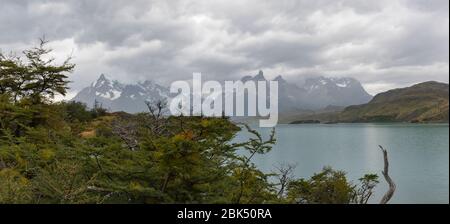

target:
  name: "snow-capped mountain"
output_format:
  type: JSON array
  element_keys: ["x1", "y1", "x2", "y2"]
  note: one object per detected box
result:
[
  {"x1": 72, "y1": 72, "x2": 372, "y2": 114},
  {"x1": 72, "y1": 74, "x2": 169, "y2": 113},
  {"x1": 299, "y1": 76, "x2": 373, "y2": 109},
  {"x1": 238, "y1": 71, "x2": 372, "y2": 112}
]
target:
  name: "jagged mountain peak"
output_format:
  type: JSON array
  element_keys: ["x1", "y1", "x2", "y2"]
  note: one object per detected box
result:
[
  {"x1": 241, "y1": 70, "x2": 267, "y2": 82},
  {"x1": 98, "y1": 73, "x2": 107, "y2": 80},
  {"x1": 73, "y1": 73, "x2": 373, "y2": 114},
  {"x1": 92, "y1": 73, "x2": 108, "y2": 86},
  {"x1": 254, "y1": 70, "x2": 266, "y2": 81},
  {"x1": 298, "y1": 76, "x2": 372, "y2": 109},
  {"x1": 73, "y1": 74, "x2": 170, "y2": 113},
  {"x1": 242, "y1": 73, "x2": 288, "y2": 84},
  {"x1": 273, "y1": 75, "x2": 287, "y2": 84}
]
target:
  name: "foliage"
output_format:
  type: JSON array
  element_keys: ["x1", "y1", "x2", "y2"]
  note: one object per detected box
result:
[
  {"x1": 0, "y1": 38, "x2": 74, "y2": 103},
  {"x1": 286, "y1": 167, "x2": 354, "y2": 204},
  {"x1": 0, "y1": 41, "x2": 381, "y2": 204}
]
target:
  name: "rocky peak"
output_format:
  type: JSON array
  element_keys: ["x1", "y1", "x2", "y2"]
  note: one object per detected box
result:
[
  {"x1": 273, "y1": 75, "x2": 287, "y2": 84},
  {"x1": 254, "y1": 70, "x2": 266, "y2": 81}
]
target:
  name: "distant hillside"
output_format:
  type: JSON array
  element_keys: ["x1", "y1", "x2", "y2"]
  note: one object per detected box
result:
[{"x1": 339, "y1": 81, "x2": 449, "y2": 123}]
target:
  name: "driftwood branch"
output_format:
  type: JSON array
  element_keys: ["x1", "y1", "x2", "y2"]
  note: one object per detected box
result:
[{"x1": 378, "y1": 145, "x2": 396, "y2": 204}]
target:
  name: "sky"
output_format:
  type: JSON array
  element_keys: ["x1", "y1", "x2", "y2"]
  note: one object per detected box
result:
[{"x1": 0, "y1": 0, "x2": 448, "y2": 98}]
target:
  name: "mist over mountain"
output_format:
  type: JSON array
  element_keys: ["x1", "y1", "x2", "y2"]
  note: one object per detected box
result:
[
  {"x1": 72, "y1": 72, "x2": 372, "y2": 114},
  {"x1": 235, "y1": 71, "x2": 372, "y2": 115},
  {"x1": 265, "y1": 73, "x2": 372, "y2": 111}
]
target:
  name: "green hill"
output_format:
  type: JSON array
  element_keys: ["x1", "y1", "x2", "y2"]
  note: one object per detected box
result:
[{"x1": 339, "y1": 81, "x2": 449, "y2": 123}]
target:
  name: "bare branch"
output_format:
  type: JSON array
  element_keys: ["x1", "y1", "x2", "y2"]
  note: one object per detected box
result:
[
  {"x1": 111, "y1": 118, "x2": 139, "y2": 151},
  {"x1": 273, "y1": 162, "x2": 297, "y2": 197},
  {"x1": 379, "y1": 145, "x2": 396, "y2": 204}
]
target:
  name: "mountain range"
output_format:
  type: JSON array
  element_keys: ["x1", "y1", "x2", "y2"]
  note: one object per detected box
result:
[
  {"x1": 72, "y1": 71, "x2": 373, "y2": 114},
  {"x1": 72, "y1": 74, "x2": 170, "y2": 113}
]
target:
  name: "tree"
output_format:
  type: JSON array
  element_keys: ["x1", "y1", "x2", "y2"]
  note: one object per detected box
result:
[
  {"x1": 286, "y1": 167, "x2": 356, "y2": 204},
  {"x1": 353, "y1": 174, "x2": 379, "y2": 204},
  {"x1": 0, "y1": 38, "x2": 74, "y2": 103},
  {"x1": 1, "y1": 41, "x2": 394, "y2": 205},
  {"x1": 61, "y1": 101, "x2": 93, "y2": 122}
]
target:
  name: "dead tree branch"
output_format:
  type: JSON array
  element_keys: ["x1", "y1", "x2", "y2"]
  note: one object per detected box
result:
[
  {"x1": 145, "y1": 99, "x2": 170, "y2": 136},
  {"x1": 112, "y1": 118, "x2": 139, "y2": 151},
  {"x1": 274, "y1": 163, "x2": 297, "y2": 198},
  {"x1": 379, "y1": 145, "x2": 396, "y2": 204}
]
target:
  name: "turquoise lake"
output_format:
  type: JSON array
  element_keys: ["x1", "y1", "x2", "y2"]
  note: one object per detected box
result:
[{"x1": 235, "y1": 123, "x2": 449, "y2": 204}]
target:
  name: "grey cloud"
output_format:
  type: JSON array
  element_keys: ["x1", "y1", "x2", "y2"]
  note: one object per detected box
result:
[{"x1": 0, "y1": 0, "x2": 448, "y2": 95}]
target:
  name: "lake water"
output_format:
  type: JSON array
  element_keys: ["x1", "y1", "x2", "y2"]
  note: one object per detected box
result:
[{"x1": 235, "y1": 123, "x2": 449, "y2": 204}]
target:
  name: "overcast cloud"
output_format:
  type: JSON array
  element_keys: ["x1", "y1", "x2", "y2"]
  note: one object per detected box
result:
[{"x1": 0, "y1": 0, "x2": 448, "y2": 97}]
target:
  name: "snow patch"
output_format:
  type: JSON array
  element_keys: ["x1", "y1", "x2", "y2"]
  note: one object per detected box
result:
[
  {"x1": 336, "y1": 80, "x2": 350, "y2": 88},
  {"x1": 110, "y1": 90, "x2": 122, "y2": 100},
  {"x1": 95, "y1": 90, "x2": 122, "y2": 100}
]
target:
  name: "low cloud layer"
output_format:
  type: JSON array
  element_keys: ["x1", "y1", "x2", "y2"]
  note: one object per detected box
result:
[{"x1": 0, "y1": 0, "x2": 448, "y2": 96}]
